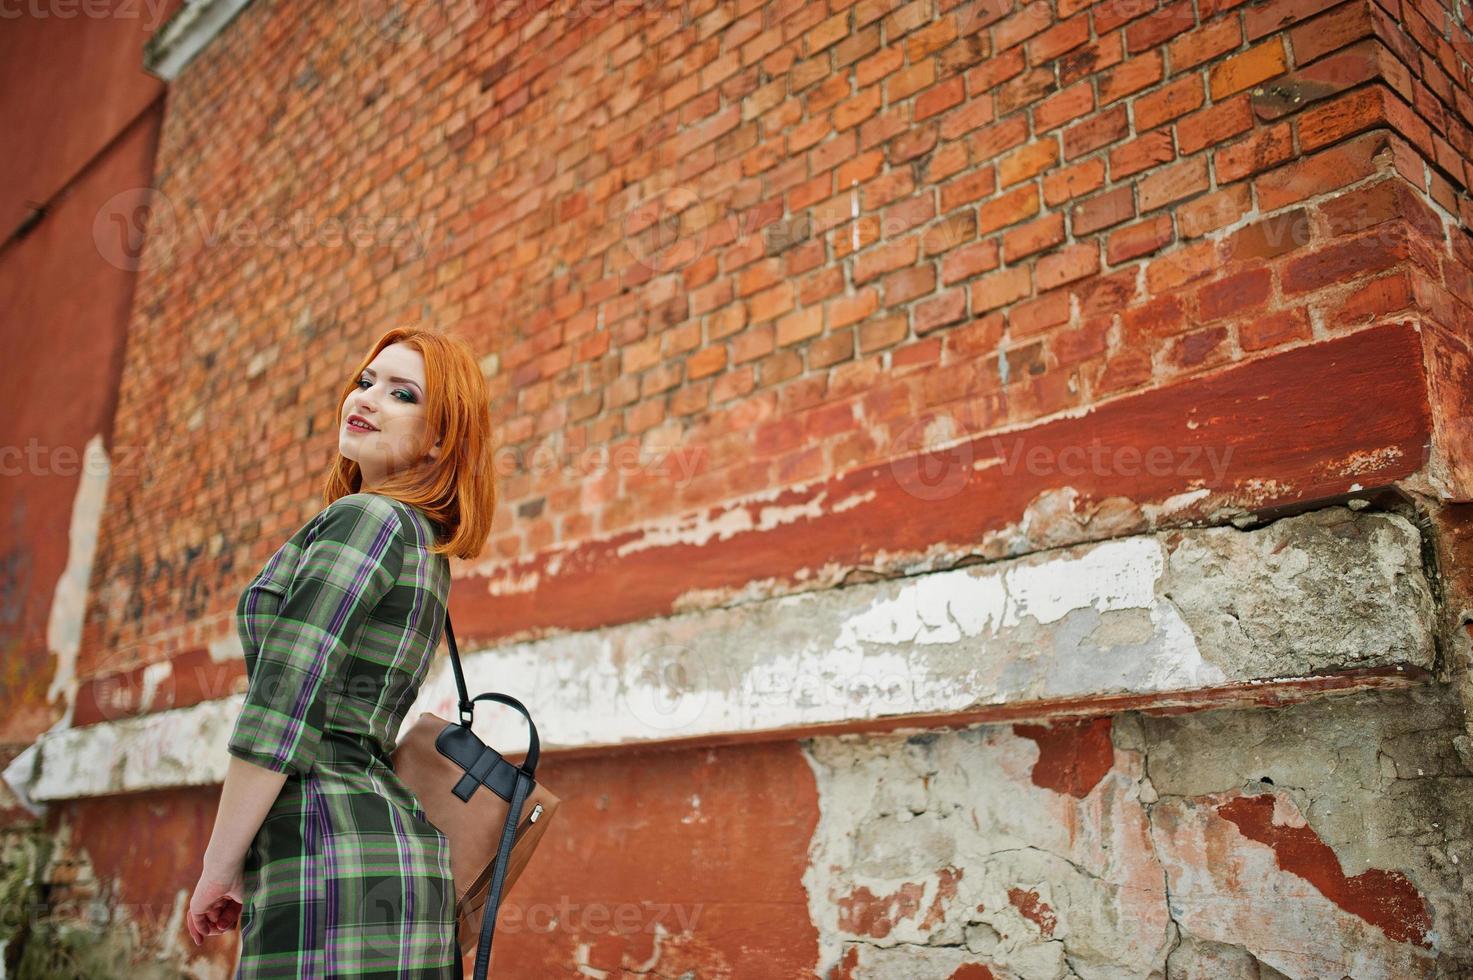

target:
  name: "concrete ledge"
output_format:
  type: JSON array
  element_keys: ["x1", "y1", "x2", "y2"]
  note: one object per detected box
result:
[
  {"x1": 143, "y1": 0, "x2": 256, "y2": 80},
  {"x1": 20, "y1": 505, "x2": 1436, "y2": 800}
]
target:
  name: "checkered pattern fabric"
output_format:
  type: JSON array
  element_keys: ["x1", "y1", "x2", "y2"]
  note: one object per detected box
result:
[{"x1": 228, "y1": 492, "x2": 460, "y2": 978}]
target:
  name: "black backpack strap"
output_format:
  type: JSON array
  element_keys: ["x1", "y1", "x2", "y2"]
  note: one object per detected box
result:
[
  {"x1": 444, "y1": 612, "x2": 539, "y2": 978},
  {"x1": 472, "y1": 767, "x2": 531, "y2": 980}
]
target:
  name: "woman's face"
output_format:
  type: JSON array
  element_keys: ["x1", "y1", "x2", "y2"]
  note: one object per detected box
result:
[{"x1": 338, "y1": 342, "x2": 440, "y2": 489}]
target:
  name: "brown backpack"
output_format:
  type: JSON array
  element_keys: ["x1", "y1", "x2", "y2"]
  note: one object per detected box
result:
[{"x1": 392, "y1": 615, "x2": 561, "y2": 978}]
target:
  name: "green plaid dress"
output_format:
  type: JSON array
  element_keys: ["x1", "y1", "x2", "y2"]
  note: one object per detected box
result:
[{"x1": 228, "y1": 492, "x2": 460, "y2": 978}]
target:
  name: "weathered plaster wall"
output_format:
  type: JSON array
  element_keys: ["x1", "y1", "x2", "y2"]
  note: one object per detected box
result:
[{"x1": 805, "y1": 686, "x2": 1473, "y2": 977}]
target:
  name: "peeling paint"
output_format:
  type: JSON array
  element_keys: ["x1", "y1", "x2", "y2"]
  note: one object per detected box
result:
[
  {"x1": 1012, "y1": 717, "x2": 1114, "y2": 799},
  {"x1": 44, "y1": 432, "x2": 111, "y2": 715},
  {"x1": 1217, "y1": 793, "x2": 1432, "y2": 946},
  {"x1": 806, "y1": 687, "x2": 1467, "y2": 976}
]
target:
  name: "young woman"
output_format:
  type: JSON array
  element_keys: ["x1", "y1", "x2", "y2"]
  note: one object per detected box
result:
[{"x1": 187, "y1": 327, "x2": 497, "y2": 978}]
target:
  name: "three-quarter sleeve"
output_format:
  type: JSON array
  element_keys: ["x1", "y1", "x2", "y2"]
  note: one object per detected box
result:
[{"x1": 228, "y1": 493, "x2": 405, "y2": 776}]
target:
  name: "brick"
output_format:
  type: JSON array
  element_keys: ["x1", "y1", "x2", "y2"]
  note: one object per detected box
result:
[
  {"x1": 1037, "y1": 242, "x2": 1101, "y2": 290},
  {"x1": 940, "y1": 166, "x2": 998, "y2": 211},
  {"x1": 1254, "y1": 131, "x2": 1391, "y2": 211},
  {"x1": 1198, "y1": 267, "x2": 1273, "y2": 320},
  {"x1": 1209, "y1": 38, "x2": 1288, "y2": 100},
  {"x1": 1009, "y1": 289, "x2": 1072, "y2": 335},
  {"x1": 1168, "y1": 17, "x2": 1241, "y2": 72},
  {"x1": 1094, "y1": 0, "x2": 1156, "y2": 34},
  {"x1": 1240, "y1": 307, "x2": 1312, "y2": 351},
  {"x1": 1178, "y1": 184, "x2": 1252, "y2": 237},
  {"x1": 838, "y1": 149, "x2": 885, "y2": 187},
  {"x1": 1077, "y1": 268, "x2": 1138, "y2": 316},
  {"x1": 1060, "y1": 32, "x2": 1124, "y2": 85},
  {"x1": 1139, "y1": 156, "x2": 1209, "y2": 211},
  {"x1": 1120, "y1": 294, "x2": 1188, "y2": 342},
  {"x1": 1003, "y1": 213, "x2": 1067, "y2": 262},
  {"x1": 978, "y1": 183, "x2": 1041, "y2": 233},
  {"x1": 1169, "y1": 324, "x2": 1229, "y2": 369},
  {"x1": 1107, "y1": 214, "x2": 1175, "y2": 263},
  {"x1": 1214, "y1": 123, "x2": 1294, "y2": 183},
  {"x1": 941, "y1": 239, "x2": 1001, "y2": 284},
  {"x1": 1319, "y1": 178, "x2": 1443, "y2": 241},
  {"x1": 1097, "y1": 348, "x2": 1154, "y2": 393},
  {"x1": 1051, "y1": 316, "x2": 1111, "y2": 365},
  {"x1": 1288, "y1": 1, "x2": 1373, "y2": 65},
  {"x1": 1099, "y1": 49, "x2": 1164, "y2": 104},
  {"x1": 967, "y1": 114, "x2": 1030, "y2": 165},
  {"x1": 997, "y1": 67, "x2": 1059, "y2": 115},
  {"x1": 1245, "y1": 0, "x2": 1341, "y2": 41},
  {"x1": 1297, "y1": 86, "x2": 1391, "y2": 152},
  {"x1": 999, "y1": 138, "x2": 1060, "y2": 187},
  {"x1": 1110, "y1": 130, "x2": 1176, "y2": 179},
  {"x1": 1034, "y1": 81, "x2": 1095, "y2": 132},
  {"x1": 1281, "y1": 229, "x2": 1407, "y2": 294},
  {"x1": 1146, "y1": 240, "x2": 1215, "y2": 292},
  {"x1": 890, "y1": 337, "x2": 943, "y2": 371},
  {"x1": 1028, "y1": 14, "x2": 1090, "y2": 64},
  {"x1": 915, "y1": 76, "x2": 966, "y2": 120},
  {"x1": 1329, "y1": 271, "x2": 1414, "y2": 325},
  {"x1": 884, "y1": 264, "x2": 938, "y2": 305},
  {"x1": 687, "y1": 345, "x2": 728, "y2": 380},
  {"x1": 1072, "y1": 186, "x2": 1136, "y2": 235},
  {"x1": 966, "y1": 44, "x2": 1026, "y2": 92},
  {"x1": 904, "y1": 15, "x2": 958, "y2": 61},
  {"x1": 1064, "y1": 105, "x2": 1129, "y2": 159},
  {"x1": 972, "y1": 265, "x2": 1033, "y2": 311},
  {"x1": 1221, "y1": 208, "x2": 1313, "y2": 265},
  {"x1": 854, "y1": 236, "x2": 919, "y2": 283},
  {"x1": 914, "y1": 288, "x2": 968, "y2": 334},
  {"x1": 1000, "y1": 340, "x2": 1046, "y2": 383},
  {"x1": 1044, "y1": 158, "x2": 1107, "y2": 206},
  {"x1": 829, "y1": 288, "x2": 880, "y2": 328},
  {"x1": 1134, "y1": 75, "x2": 1205, "y2": 131},
  {"x1": 940, "y1": 312, "x2": 1006, "y2": 361},
  {"x1": 995, "y1": 0, "x2": 1053, "y2": 52},
  {"x1": 1125, "y1": 0, "x2": 1196, "y2": 53},
  {"x1": 776, "y1": 306, "x2": 825, "y2": 346},
  {"x1": 887, "y1": 124, "x2": 937, "y2": 166},
  {"x1": 922, "y1": 209, "x2": 978, "y2": 257},
  {"x1": 1175, "y1": 94, "x2": 1253, "y2": 155}
]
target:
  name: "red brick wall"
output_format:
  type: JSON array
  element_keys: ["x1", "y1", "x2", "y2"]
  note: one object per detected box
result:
[{"x1": 86, "y1": 0, "x2": 1472, "y2": 676}]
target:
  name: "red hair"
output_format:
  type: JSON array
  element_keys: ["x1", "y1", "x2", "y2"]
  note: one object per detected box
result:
[{"x1": 321, "y1": 327, "x2": 497, "y2": 560}]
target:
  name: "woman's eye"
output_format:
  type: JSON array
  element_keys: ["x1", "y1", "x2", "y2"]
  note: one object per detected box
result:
[{"x1": 354, "y1": 377, "x2": 415, "y2": 402}]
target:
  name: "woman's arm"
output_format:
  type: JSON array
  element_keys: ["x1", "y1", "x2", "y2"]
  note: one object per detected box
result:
[
  {"x1": 189, "y1": 756, "x2": 285, "y2": 944},
  {"x1": 203, "y1": 756, "x2": 288, "y2": 873}
]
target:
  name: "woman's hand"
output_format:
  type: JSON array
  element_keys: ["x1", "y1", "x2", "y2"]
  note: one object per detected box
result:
[{"x1": 187, "y1": 857, "x2": 244, "y2": 946}]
